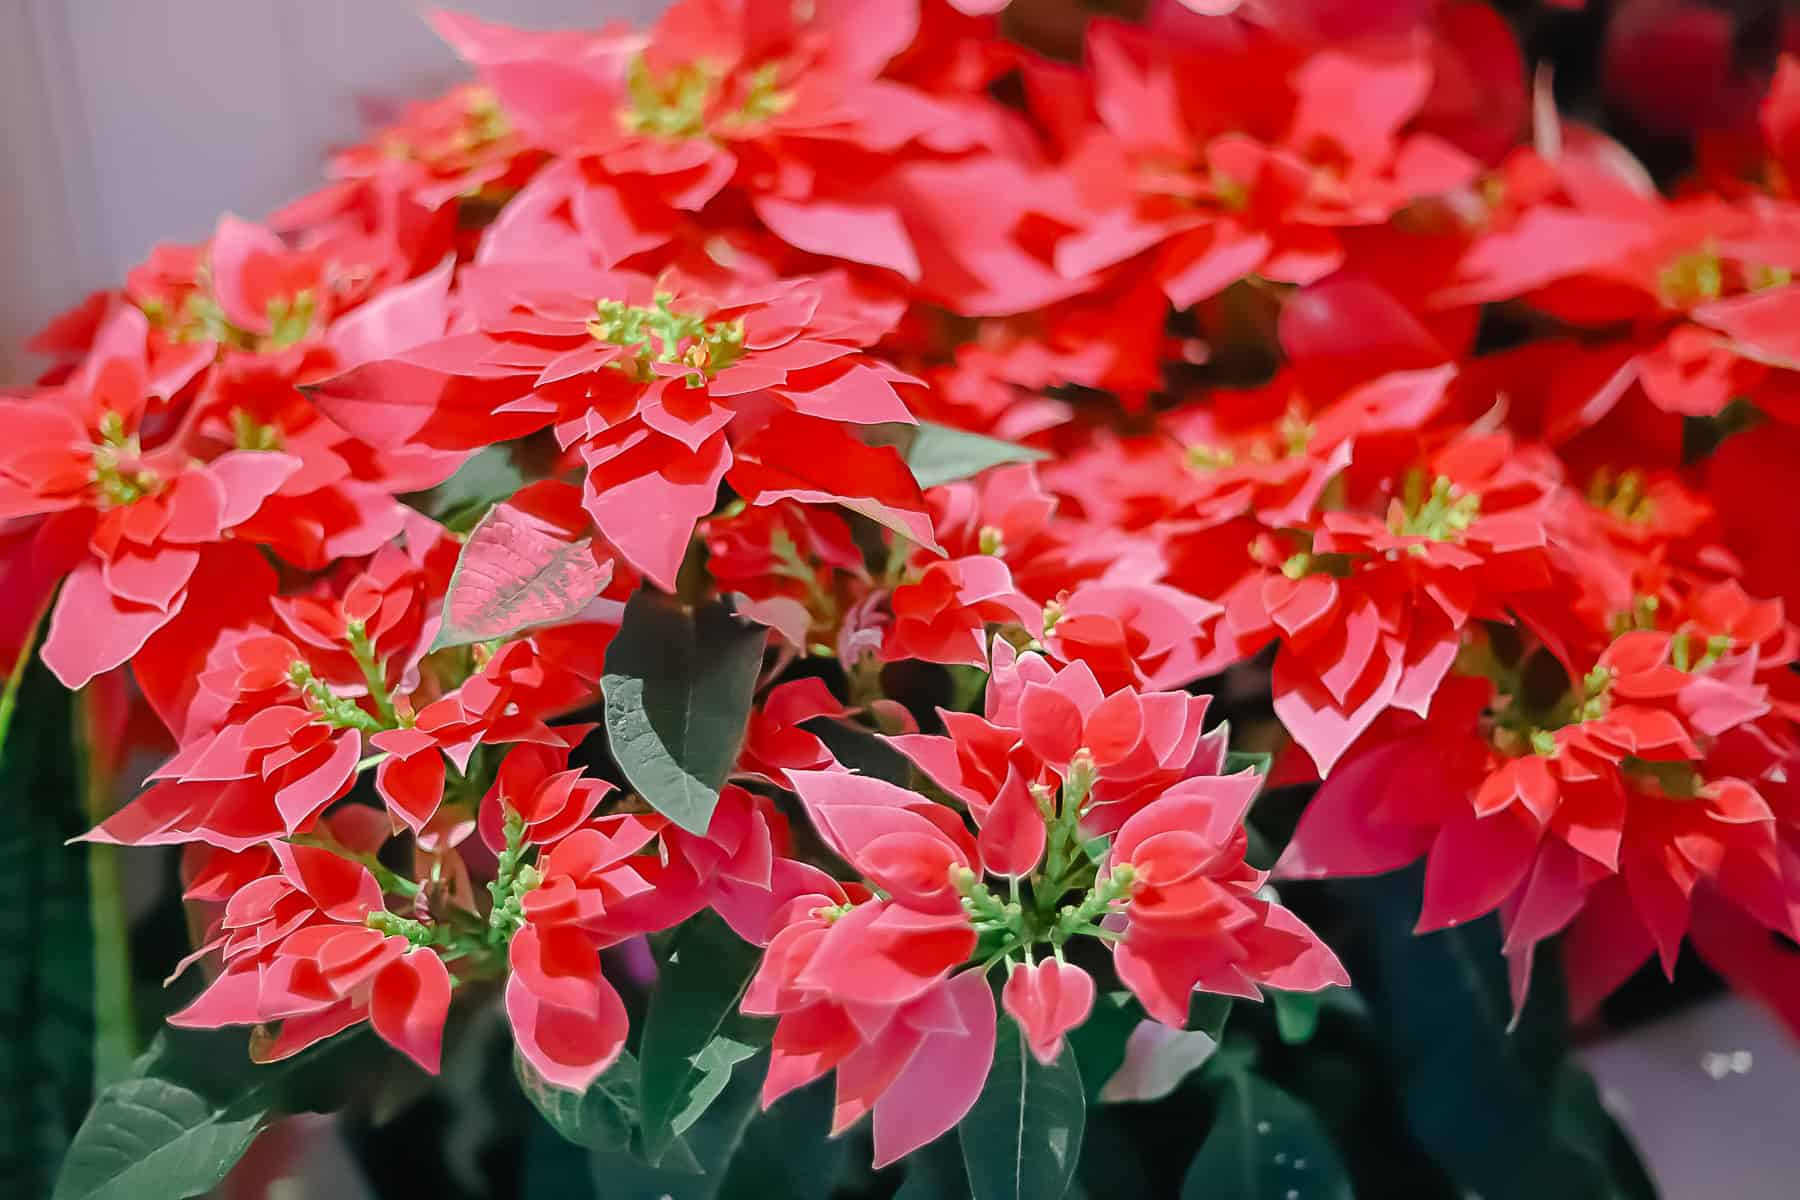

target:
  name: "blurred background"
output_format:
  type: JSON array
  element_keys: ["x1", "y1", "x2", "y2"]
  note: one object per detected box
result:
[
  {"x1": 0, "y1": 0, "x2": 656, "y2": 385},
  {"x1": 4, "y1": 1, "x2": 1800, "y2": 1195}
]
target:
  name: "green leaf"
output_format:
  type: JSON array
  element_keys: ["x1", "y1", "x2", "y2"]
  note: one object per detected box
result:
[
  {"x1": 905, "y1": 421, "x2": 1047, "y2": 490},
  {"x1": 802, "y1": 716, "x2": 915, "y2": 789},
  {"x1": 587, "y1": 1051, "x2": 766, "y2": 1200},
  {"x1": 1318, "y1": 869, "x2": 1657, "y2": 1199},
  {"x1": 1546, "y1": 1063, "x2": 1658, "y2": 1200},
  {"x1": 946, "y1": 663, "x2": 989, "y2": 713},
  {"x1": 0, "y1": 659, "x2": 92, "y2": 1196},
  {"x1": 1067, "y1": 992, "x2": 1137, "y2": 1102},
  {"x1": 399, "y1": 443, "x2": 529, "y2": 532},
  {"x1": 1072, "y1": 991, "x2": 1233, "y2": 1105},
  {"x1": 896, "y1": 1134, "x2": 972, "y2": 1199},
  {"x1": 1180, "y1": 1072, "x2": 1352, "y2": 1200},
  {"x1": 1074, "y1": 1110, "x2": 1150, "y2": 1199},
  {"x1": 53, "y1": 1027, "x2": 377, "y2": 1200},
  {"x1": 960, "y1": 1019, "x2": 1085, "y2": 1200},
  {"x1": 602, "y1": 592, "x2": 765, "y2": 834},
  {"x1": 1271, "y1": 990, "x2": 1323, "y2": 1046},
  {"x1": 637, "y1": 910, "x2": 773, "y2": 1162},
  {"x1": 1187, "y1": 992, "x2": 1234, "y2": 1042},
  {"x1": 1225, "y1": 749, "x2": 1273, "y2": 776},
  {"x1": 1098, "y1": 1021, "x2": 1220, "y2": 1105},
  {"x1": 516, "y1": 1048, "x2": 638, "y2": 1153},
  {"x1": 712, "y1": 1073, "x2": 848, "y2": 1200},
  {"x1": 671, "y1": 1031, "x2": 761, "y2": 1134},
  {"x1": 56, "y1": 1078, "x2": 263, "y2": 1200},
  {"x1": 1339, "y1": 877, "x2": 1554, "y2": 1193}
]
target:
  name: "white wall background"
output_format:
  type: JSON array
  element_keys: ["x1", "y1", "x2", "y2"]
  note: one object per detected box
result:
[
  {"x1": 0, "y1": 0, "x2": 659, "y2": 385},
  {"x1": 1582, "y1": 996, "x2": 1800, "y2": 1198}
]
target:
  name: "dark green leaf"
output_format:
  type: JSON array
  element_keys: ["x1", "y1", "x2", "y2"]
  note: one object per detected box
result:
[
  {"x1": 713, "y1": 1073, "x2": 848, "y2": 1200},
  {"x1": 960, "y1": 1019, "x2": 1085, "y2": 1200},
  {"x1": 399, "y1": 443, "x2": 529, "y2": 532},
  {"x1": 1180, "y1": 1072, "x2": 1352, "y2": 1200},
  {"x1": 1317, "y1": 869, "x2": 1649, "y2": 1200},
  {"x1": 587, "y1": 1050, "x2": 765, "y2": 1199},
  {"x1": 669, "y1": 1029, "x2": 760, "y2": 1134},
  {"x1": 1244, "y1": 782, "x2": 1319, "y2": 869},
  {"x1": 1225, "y1": 749, "x2": 1273, "y2": 776},
  {"x1": 1075, "y1": 1108, "x2": 1153, "y2": 1200},
  {"x1": 0, "y1": 661, "x2": 91, "y2": 1196},
  {"x1": 905, "y1": 422, "x2": 1047, "y2": 490},
  {"x1": 1244, "y1": 821, "x2": 1280, "y2": 871},
  {"x1": 1187, "y1": 992, "x2": 1234, "y2": 1042},
  {"x1": 1367, "y1": 908, "x2": 1548, "y2": 1190},
  {"x1": 1271, "y1": 990, "x2": 1323, "y2": 1046},
  {"x1": 1546, "y1": 1064, "x2": 1658, "y2": 1200},
  {"x1": 1068, "y1": 992, "x2": 1137, "y2": 1102},
  {"x1": 1068, "y1": 990, "x2": 1230, "y2": 1106},
  {"x1": 602, "y1": 593, "x2": 765, "y2": 834},
  {"x1": 516, "y1": 1049, "x2": 638, "y2": 1153},
  {"x1": 637, "y1": 910, "x2": 773, "y2": 1162},
  {"x1": 803, "y1": 717, "x2": 915, "y2": 789},
  {"x1": 1201, "y1": 1035, "x2": 1259, "y2": 1084},
  {"x1": 1100, "y1": 1023, "x2": 1222, "y2": 1104},
  {"x1": 896, "y1": 1133, "x2": 971, "y2": 1199},
  {"x1": 53, "y1": 1027, "x2": 377, "y2": 1200},
  {"x1": 55, "y1": 1077, "x2": 263, "y2": 1200},
  {"x1": 946, "y1": 663, "x2": 989, "y2": 713}
]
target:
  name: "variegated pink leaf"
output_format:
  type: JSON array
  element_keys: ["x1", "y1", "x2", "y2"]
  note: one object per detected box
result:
[{"x1": 432, "y1": 504, "x2": 612, "y2": 650}]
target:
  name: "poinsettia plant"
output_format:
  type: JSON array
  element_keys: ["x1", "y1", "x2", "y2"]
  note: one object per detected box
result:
[{"x1": 9, "y1": 0, "x2": 1800, "y2": 1197}]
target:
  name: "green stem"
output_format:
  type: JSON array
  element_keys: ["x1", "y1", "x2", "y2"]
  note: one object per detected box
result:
[
  {"x1": 881, "y1": 533, "x2": 912, "y2": 586},
  {"x1": 1034, "y1": 751, "x2": 1097, "y2": 920},
  {"x1": 0, "y1": 601, "x2": 49, "y2": 771},
  {"x1": 1050, "y1": 864, "x2": 1136, "y2": 947},
  {"x1": 77, "y1": 690, "x2": 136, "y2": 1088},
  {"x1": 346, "y1": 621, "x2": 398, "y2": 727},
  {"x1": 486, "y1": 808, "x2": 533, "y2": 943},
  {"x1": 1036, "y1": 825, "x2": 1086, "y2": 921},
  {"x1": 366, "y1": 909, "x2": 446, "y2": 947},
  {"x1": 291, "y1": 661, "x2": 384, "y2": 734},
  {"x1": 847, "y1": 653, "x2": 885, "y2": 709},
  {"x1": 976, "y1": 943, "x2": 1022, "y2": 975},
  {"x1": 287, "y1": 831, "x2": 420, "y2": 898}
]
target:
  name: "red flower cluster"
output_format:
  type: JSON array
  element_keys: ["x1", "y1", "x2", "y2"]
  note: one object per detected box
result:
[{"x1": 11, "y1": 0, "x2": 1800, "y2": 1176}]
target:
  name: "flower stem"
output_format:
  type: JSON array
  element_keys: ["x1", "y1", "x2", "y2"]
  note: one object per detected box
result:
[
  {"x1": 76, "y1": 689, "x2": 136, "y2": 1088},
  {"x1": 287, "y1": 830, "x2": 421, "y2": 898},
  {"x1": 486, "y1": 807, "x2": 533, "y2": 943},
  {"x1": 346, "y1": 620, "x2": 398, "y2": 727},
  {"x1": 0, "y1": 600, "x2": 49, "y2": 771}
]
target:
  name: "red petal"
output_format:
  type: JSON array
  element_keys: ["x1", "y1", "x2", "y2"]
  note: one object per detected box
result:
[
  {"x1": 42, "y1": 560, "x2": 182, "y2": 690},
  {"x1": 505, "y1": 970, "x2": 629, "y2": 1093},
  {"x1": 754, "y1": 197, "x2": 920, "y2": 282},
  {"x1": 871, "y1": 969, "x2": 998, "y2": 1167},
  {"x1": 371, "y1": 951, "x2": 453, "y2": 1074},
  {"x1": 376, "y1": 749, "x2": 447, "y2": 835},
  {"x1": 977, "y1": 767, "x2": 1047, "y2": 878}
]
